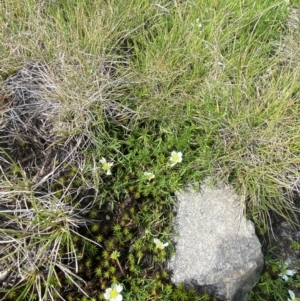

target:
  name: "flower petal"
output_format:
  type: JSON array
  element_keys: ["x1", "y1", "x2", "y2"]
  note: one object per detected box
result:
[
  {"x1": 116, "y1": 295, "x2": 123, "y2": 301},
  {"x1": 288, "y1": 290, "x2": 295, "y2": 299},
  {"x1": 104, "y1": 288, "x2": 112, "y2": 300},
  {"x1": 144, "y1": 172, "x2": 155, "y2": 180},
  {"x1": 115, "y1": 284, "x2": 123, "y2": 293},
  {"x1": 100, "y1": 157, "x2": 107, "y2": 163},
  {"x1": 286, "y1": 269, "x2": 295, "y2": 276}
]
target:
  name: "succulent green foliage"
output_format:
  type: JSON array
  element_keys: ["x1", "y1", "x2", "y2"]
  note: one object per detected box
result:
[
  {"x1": 291, "y1": 241, "x2": 300, "y2": 251},
  {"x1": 246, "y1": 249, "x2": 300, "y2": 301}
]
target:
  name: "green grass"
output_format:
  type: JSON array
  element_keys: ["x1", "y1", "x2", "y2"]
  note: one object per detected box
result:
[{"x1": 1, "y1": 0, "x2": 300, "y2": 300}]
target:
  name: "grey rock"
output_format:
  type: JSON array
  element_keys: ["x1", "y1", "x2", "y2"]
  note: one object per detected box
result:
[{"x1": 168, "y1": 182, "x2": 264, "y2": 301}]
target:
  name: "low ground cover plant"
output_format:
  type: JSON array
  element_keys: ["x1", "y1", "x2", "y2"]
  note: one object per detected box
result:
[{"x1": 1, "y1": 0, "x2": 300, "y2": 300}]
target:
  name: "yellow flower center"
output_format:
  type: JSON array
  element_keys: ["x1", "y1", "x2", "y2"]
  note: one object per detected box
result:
[
  {"x1": 103, "y1": 162, "x2": 110, "y2": 171},
  {"x1": 172, "y1": 154, "x2": 180, "y2": 162},
  {"x1": 157, "y1": 242, "x2": 163, "y2": 249},
  {"x1": 110, "y1": 289, "x2": 118, "y2": 298}
]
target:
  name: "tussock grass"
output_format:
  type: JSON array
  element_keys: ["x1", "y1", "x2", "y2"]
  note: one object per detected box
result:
[{"x1": 1, "y1": 0, "x2": 300, "y2": 300}]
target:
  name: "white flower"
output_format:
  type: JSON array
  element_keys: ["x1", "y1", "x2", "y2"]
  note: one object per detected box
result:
[
  {"x1": 143, "y1": 172, "x2": 155, "y2": 181},
  {"x1": 196, "y1": 18, "x2": 202, "y2": 28},
  {"x1": 191, "y1": 18, "x2": 202, "y2": 30},
  {"x1": 288, "y1": 290, "x2": 295, "y2": 301},
  {"x1": 154, "y1": 238, "x2": 169, "y2": 250},
  {"x1": 169, "y1": 151, "x2": 182, "y2": 167},
  {"x1": 100, "y1": 157, "x2": 114, "y2": 175},
  {"x1": 279, "y1": 261, "x2": 295, "y2": 281},
  {"x1": 288, "y1": 290, "x2": 299, "y2": 301},
  {"x1": 104, "y1": 283, "x2": 123, "y2": 301}
]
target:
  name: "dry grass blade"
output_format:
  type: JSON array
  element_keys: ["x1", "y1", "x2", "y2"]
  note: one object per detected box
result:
[{"x1": 0, "y1": 61, "x2": 106, "y2": 300}]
